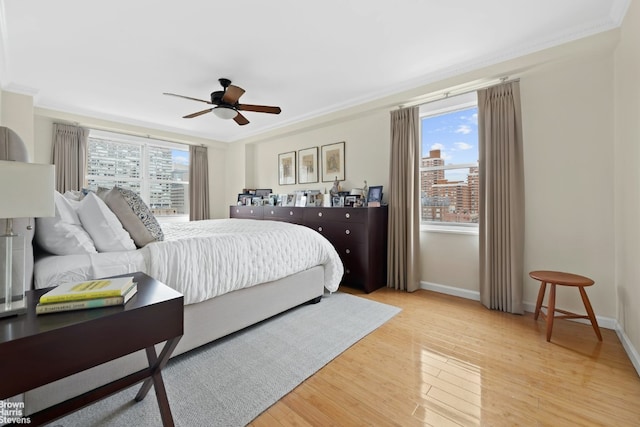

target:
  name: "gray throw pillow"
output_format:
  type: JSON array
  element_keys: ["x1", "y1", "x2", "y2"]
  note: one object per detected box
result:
[{"x1": 103, "y1": 187, "x2": 164, "y2": 247}]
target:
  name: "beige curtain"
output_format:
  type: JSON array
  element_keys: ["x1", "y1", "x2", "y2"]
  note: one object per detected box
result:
[
  {"x1": 387, "y1": 107, "x2": 420, "y2": 292},
  {"x1": 52, "y1": 123, "x2": 88, "y2": 193},
  {"x1": 189, "y1": 145, "x2": 210, "y2": 221},
  {"x1": 478, "y1": 81, "x2": 525, "y2": 314}
]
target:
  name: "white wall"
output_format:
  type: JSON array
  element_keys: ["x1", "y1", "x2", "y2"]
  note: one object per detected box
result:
[
  {"x1": 520, "y1": 49, "x2": 616, "y2": 317},
  {"x1": 614, "y1": 0, "x2": 640, "y2": 365},
  {"x1": 246, "y1": 109, "x2": 390, "y2": 199},
  {"x1": 1, "y1": 92, "x2": 35, "y2": 159}
]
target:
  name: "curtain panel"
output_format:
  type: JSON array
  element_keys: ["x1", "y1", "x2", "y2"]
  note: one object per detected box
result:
[
  {"x1": 387, "y1": 107, "x2": 420, "y2": 292},
  {"x1": 477, "y1": 81, "x2": 525, "y2": 314},
  {"x1": 189, "y1": 145, "x2": 210, "y2": 221},
  {"x1": 51, "y1": 123, "x2": 89, "y2": 193}
]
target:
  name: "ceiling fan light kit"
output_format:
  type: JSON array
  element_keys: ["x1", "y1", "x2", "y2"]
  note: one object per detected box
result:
[
  {"x1": 164, "y1": 78, "x2": 281, "y2": 126},
  {"x1": 213, "y1": 106, "x2": 238, "y2": 120}
]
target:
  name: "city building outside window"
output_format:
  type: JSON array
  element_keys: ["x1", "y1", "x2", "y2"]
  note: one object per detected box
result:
[
  {"x1": 86, "y1": 130, "x2": 190, "y2": 221},
  {"x1": 420, "y1": 92, "x2": 478, "y2": 229}
]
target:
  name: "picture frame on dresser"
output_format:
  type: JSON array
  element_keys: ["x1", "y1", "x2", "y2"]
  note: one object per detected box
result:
[
  {"x1": 367, "y1": 185, "x2": 383, "y2": 207},
  {"x1": 278, "y1": 151, "x2": 296, "y2": 185},
  {"x1": 321, "y1": 141, "x2": 345, "y2": 182},
  {"x1": 298, "y1": 147, "x2": 318, "y2": 184}
]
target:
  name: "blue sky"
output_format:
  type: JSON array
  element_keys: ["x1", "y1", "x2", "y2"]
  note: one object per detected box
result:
[
  {"x1": 421, "y1": 106, "x2": 478, "y2": 165},
  {"x1": 172, "y1": 149, "x2": 190, "y2": 166}
]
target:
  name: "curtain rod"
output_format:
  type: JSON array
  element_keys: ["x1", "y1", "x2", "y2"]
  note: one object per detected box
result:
[
  {"x1": 64, "y1": 121, "x2": 201, "y2": 147},
  {"x1": 399, "y1": 77, "x2": 520, "y2": 109}
]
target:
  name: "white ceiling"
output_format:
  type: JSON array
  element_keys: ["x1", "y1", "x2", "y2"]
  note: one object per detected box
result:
[{"x1": 0, "y1": 0, "x2": 629, "y2": 143}]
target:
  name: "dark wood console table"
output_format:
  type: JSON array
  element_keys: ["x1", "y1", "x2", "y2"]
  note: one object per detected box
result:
[
  {"x1": 0, "y1": 272, "x2": 184, "y2": 426},
  {"x1": 230, "y1": 205, "x2": 388, "y2": 292}
]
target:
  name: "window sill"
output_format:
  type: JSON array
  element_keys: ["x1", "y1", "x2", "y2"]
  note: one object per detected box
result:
[{"x1": 421, "y1": 224, "x2": 479, "y2": 235}]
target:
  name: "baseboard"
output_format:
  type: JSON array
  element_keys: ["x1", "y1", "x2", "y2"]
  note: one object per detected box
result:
[
  {"x1": 420, "y1": 281, "x2": 616, "y2": 329},
  {"x1": 420, "y1": 280, "x2": 640, "y2": 377},
  {"x1": 420, "y1": 281, "x2": 480, "y2": 301},
  {"x1": 615, "y1": 324, "x2": 640, "y2": 377}
]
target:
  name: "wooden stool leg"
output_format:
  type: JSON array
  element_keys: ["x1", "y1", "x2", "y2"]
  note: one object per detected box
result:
[
  {"x1": 579, "y1": 286, "x2": 603, "y2": 341},
  {"x1": 546, "y1": 284, "x2": 556, "y2": 342},
  {"x1": 534, "y1": 281, "x2": 547, "y2": 320}
]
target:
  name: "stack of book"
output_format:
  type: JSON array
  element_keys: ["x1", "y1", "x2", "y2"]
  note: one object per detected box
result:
[{"x1": 36, "y1": 276, "x2": 137, "y2": 315}]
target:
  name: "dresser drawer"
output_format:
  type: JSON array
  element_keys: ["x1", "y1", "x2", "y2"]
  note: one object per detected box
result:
[
  {"x1": 306, "y1": 221, "x2": 366, "y2": 244},
  {"x1": 230, "y1": 205, "x2": 264, "y2": 219},
  {"x1": 303, "y1": 207, "x2": 366, "y2": 223},
  {"x1": 264, "y1": 206, "x2": 303, "y2": 223},
  {"x1": 341, "y1": 245, "x2": 367, "y2": 287}
]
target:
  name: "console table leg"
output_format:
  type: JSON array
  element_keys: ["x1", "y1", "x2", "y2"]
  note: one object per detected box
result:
[{"x1": 135, "y1": 336, "x2": 182, "y2": 427}]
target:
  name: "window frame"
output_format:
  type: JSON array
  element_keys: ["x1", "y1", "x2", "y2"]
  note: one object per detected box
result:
[{"x1": 419, "y1": 92, "x2": 479, "y2": 234}]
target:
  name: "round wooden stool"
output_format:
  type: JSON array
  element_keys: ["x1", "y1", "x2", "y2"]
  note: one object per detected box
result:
[{"x1": 529, "y1": 270, "x2": 602, "y2": 342}]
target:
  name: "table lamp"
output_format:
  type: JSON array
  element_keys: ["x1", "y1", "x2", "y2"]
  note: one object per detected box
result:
[{"x1": 0, "y1": 160, "x2": 55, "y2": 317}]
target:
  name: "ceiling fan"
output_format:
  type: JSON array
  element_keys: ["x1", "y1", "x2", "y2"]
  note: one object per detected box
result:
[{"x1": 163, "y1": 78, "x2": 281, "y2": 126}]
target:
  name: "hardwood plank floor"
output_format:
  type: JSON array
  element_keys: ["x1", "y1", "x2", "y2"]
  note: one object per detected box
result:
[{"x1": 249, "y1": 287, "x2": 640, "y2": 426}]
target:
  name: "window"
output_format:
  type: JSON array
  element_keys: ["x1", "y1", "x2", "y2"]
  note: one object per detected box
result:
[
  {"x1": 86, "y1": 130, "x2": 190, "y2": 220},
  {"x1": 420, "y1": 92, "x2": 478, "y2": 228}
]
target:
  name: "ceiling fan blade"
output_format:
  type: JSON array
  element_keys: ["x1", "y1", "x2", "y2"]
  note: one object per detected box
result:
[
  {"x1": 234, "y1": 112, "x2": 250, "y2": 126},
  {"x1": 222, "y1": 85, "x2": 245, "y2": 104},
  {"x1": 237, "y1": 104, "x2": 282, "y2": 114},
  {"x1": 183, "y1": 108, "x2": 213, "y2": 118},
  {"x1": 163, "y1": 92, "x2": 212, "y2": 104}
]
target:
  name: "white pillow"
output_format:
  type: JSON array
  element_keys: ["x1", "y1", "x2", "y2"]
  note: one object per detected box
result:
[
  {"x1": 35, "y1": 192, "x2": 97, "y2": 255},
  {"x1": 76, "y1": 192, "x2": 136, "y2": 252}
]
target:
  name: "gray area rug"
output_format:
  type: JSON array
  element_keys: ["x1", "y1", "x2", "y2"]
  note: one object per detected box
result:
[{"x1": 54, "y1": 292, "x2": 401, "y2": 427}]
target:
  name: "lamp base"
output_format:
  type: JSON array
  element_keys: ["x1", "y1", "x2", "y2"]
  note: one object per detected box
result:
[
  {"x1": 0, "y1": 298, "x2": 26, "y2": 318},
  {"x1": 1, "y1": 233, "x2": 27, "y2": 318}
]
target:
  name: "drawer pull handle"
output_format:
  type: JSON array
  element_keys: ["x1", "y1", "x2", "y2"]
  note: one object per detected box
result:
[
  {"x1": 318, "y1": 226, "x2": 323, "y2": 232},
  {"x1": 346, "y1": 269, "x2": 351, "y2": 274},
  {"x1": 345, "y1": 229, "x2": 350, "y2": 235},
  {"x1": 289, "y1": 211, "x2": 294, "y2": 215},
  {"x1": 270, "y1": 210, "x2": 274, "y2": 215},
  {"x1": 236, "y1": 209, "x2": 239, "y2": 213},
  {"x1": 345, "y1": 249, "x2": 351, "y2": 254},
  {"x1": 250, "y1": 210, "x2": 254, "y2": 214},
  {"x1": 345, "y1": 213, "x2": 350, "y2": 219},
  {"x1": 318, "y1": 212, "x2": 323, "y2": 217}
]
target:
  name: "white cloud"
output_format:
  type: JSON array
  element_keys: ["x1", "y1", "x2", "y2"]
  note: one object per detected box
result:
[
  {"x1": 430, "y1": 143, "x2": 445, "y2": 150},
  {"x1": 455, "y1": 124, "x2": 472, "y2": 135},
  {"x1": 453, "y1": 142, "x2": 473, "y2": 150}
]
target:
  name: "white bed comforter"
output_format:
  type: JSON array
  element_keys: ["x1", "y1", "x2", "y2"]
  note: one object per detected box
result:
[
  {"x1": 35, "y1": 219, "x2": 343, "y2": 305},
  {"x1": 145, "y1": 219, "x2": 343, "y2": 304}
]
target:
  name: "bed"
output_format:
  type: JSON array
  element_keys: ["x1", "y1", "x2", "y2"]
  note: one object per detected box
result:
[
  {"x1": 26, "y1": 215, "x2": 343, "y2": 415},
  {"x1": 0, "y1": 130, "x2": 343, "y2": 416}
]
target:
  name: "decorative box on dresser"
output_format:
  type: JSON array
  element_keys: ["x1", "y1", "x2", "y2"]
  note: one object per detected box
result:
[{"x1": 229, "y1": 205, "x2": 388, "y2": 293}]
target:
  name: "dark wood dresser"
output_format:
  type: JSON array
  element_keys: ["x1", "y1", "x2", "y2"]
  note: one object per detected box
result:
[{"x1": 229, "y1": 205, "x2": 388, "y2": 293}]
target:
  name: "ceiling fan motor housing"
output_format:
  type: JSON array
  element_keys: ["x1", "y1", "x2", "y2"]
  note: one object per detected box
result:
[{"x1": 211, "y1": 90, "x2": 226, "y2": 105}]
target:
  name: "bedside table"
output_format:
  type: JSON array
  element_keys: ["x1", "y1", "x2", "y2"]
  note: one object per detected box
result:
[{"x1": 0, "y1": 272, "x2": 183, "y2": 426}]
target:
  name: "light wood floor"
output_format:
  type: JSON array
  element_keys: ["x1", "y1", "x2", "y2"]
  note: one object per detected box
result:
[{"x1": 250, "y1": 287, "x2": 640, "y2": 427}]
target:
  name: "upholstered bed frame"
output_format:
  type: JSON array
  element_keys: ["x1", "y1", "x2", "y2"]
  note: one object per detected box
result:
[{"x1": 0, "y1": 128, "x2": 326, "y2": 416}]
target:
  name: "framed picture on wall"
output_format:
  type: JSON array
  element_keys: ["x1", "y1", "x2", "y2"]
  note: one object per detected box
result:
[
  {"x1": 278, "y1": 151, "x2": 296, "y2": 185},
  {"x1": 298, "y1": 147, "x2": 318, "y2": 184},
  {"x1": 321, "y1": 141, "x2": 345, "y2": 182}
]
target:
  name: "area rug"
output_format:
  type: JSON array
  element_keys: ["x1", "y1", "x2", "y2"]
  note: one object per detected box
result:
[{"x1": 54, "y1": 292, "x2": 401, "y2": 427}]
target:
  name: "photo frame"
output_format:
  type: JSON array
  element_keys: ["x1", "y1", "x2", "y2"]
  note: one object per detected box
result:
[
  {"x1": 297, "y1": 147, "x2": 319, "y2": 184},
  {"x1": 255, "y1": 189, "x2": 272, "y2": 197},
  {"x1": 367, "y1": 185, "x2": 383, "y2": 204},
  {"x1": 278, "y1": 151, "x2": 296, "y2": 185},
  {"x1": 344, "y1": 195, "x2": 359, "y2": 207},
  {"x1": 321, "y1": 141, "x2": 345, "y2": 182}
]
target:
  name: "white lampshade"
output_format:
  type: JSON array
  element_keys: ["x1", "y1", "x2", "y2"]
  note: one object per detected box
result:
[
  {"x1": 212, "y1": 106, "x2": 238, "y2": 120},
  {"x1": 0, "y1": 160, "x2": 55, "y2": 219}
]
